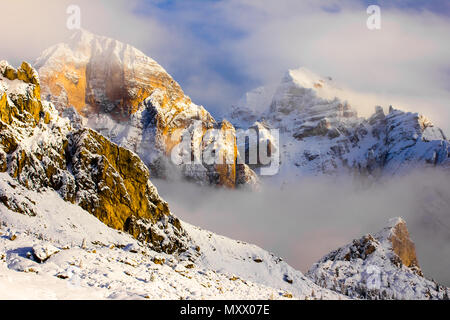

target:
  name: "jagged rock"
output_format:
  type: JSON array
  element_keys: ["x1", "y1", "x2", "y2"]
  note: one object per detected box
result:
[
  {"x1": 236, "y1": 163, "x2": 260, "y2": 187},
  {"x1": 307, "y1": 217, "x2": 449, "y2": 300},
  {"x1": 294, "y1": 118, "x2": 331, "y2": 140},
  {"x1": 35, "y1": 30, "x2": 259, "y2": 189},
  {"x1": 368, "y1": 106, "x2": 385, "y2": 125},
  {"x1": 0, "y1": 61, "x2": 44, "y2": 126},
  {"x1": 0, "y1": 62, "x2": 190, "y2": 253}
]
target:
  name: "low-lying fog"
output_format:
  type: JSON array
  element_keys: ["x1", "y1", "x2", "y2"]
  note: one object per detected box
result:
[{"x1": 154, "y1": 169, "x2": 450, "y2": 286}]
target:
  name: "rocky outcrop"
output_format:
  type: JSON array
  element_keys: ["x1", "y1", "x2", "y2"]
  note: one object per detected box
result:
[
  {"x1": 0, "y1": 61, "x2": 190, "y2": 253},
  {"x1": 307, "y1": 218, "x2": 449, "y2": 300},
  {"x1": 35, "y1": 30, "x2": 258, "y2": 189},
  {"x1": 387, "y1": 218, "x2": 420, "y2": 270},
  {"x1": 32, "y1": 244, "x2": 60, "y2": 263}
]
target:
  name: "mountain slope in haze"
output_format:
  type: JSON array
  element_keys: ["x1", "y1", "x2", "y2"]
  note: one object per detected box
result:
[
  {"x1": 35, "y1": 30, "x2": 258, "y2": 189},
  {"x1": 307, "y1": 218, "x2": 449, "y2": 300},
  {"x1": 229, "y1": 68, "x2": 450, "y2": 183}
]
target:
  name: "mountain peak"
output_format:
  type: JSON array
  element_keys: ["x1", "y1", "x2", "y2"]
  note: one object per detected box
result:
[
  {"x1": 35, "y1": 29, "x2": 184, "y2": 119},
  {"x1": 307, "y1": 218, "x2": 449, "y2": 299},
  {"x1": 35, "y1": 31, "x2": 259, "y2": 189},
  {"x1": 68, "y1": 28, "x2": 95, "y2": 46},
  {"x1": 285, "y1": 67, "x2": 332, "y2": 90}
]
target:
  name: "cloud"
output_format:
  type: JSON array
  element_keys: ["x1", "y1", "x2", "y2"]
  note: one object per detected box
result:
[
  {"x1": 1, "y1": 0, "x2": 449, "y2": 131},
  {"x1": 154, "y1": 169, "x2": 450, "y2": 286},
  {"x1": 217, "y1": 0, "x2": 450, "y2": 128},
  {"x1": 0, "y1": 0, "x2": 173, "y2": 66}
]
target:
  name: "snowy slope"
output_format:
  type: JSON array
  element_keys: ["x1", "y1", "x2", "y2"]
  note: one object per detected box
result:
[{"x1": 0, "y1": 173, "x2": 342, "y2": 300}]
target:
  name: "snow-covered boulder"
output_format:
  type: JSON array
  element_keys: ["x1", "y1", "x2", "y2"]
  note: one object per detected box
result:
[{"x1": 32, "y1": 244, "x2": 60, "y2": 263}]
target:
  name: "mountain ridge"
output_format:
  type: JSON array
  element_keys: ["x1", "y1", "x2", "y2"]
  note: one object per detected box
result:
[{"x1": 228, "y1": 67, "x2": 450, "y2": 183}]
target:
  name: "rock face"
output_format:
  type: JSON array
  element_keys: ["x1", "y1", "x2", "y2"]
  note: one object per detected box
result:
[
  {"x1": 307, "y1": 218, "x2": 449, "y2": 300},
  {"x1": 36, "y1": 30, "x2": 186, "y2": 120},
  {"x1": 228, "y1": 68, "x2": 450, "y2": 183},
  {"x1": 0, "y1": 61, "x2": 189, "y2": 253},
  {"x1": 35, "y1": 30, "x2": 258, "y2": 189},
  {"x1": 387, "y1": 218, "x2": 419, "y2": 270}
]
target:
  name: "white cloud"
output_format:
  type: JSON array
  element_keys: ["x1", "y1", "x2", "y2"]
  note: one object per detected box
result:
[
  {"x1": 218, "y1": 0, "x2": 450, "y2": 129},
  {"x1": 0, "y1": 0, "x2": 172, "y2": 66},
  {"x1": 1, "y1": 0, "x2": 449, "y2": 130},
  {"x1": 154, "y1": 168, "x2": 450, "y2": 286}
]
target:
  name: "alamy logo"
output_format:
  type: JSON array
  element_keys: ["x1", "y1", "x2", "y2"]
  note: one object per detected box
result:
[
  {"x1": 365, "y1": 265, "x2": 381, "y2": 290},
  {"x1": 170, "y1": 121, "x2": 280, "y2": 176},
  {"x1": 66, "y1": 5, "x2": 81, "y2": 30},
  {"x1": 366, "y1": 5, "x2": 381, "y2": 30},
  {"x1": 65, "y1": 266, "x2": 82, "y2": 288}
]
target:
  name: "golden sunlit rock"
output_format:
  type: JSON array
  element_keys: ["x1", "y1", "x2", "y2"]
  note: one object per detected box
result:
[{"x1": 0, "y1": 61, "x2": 190, "y2": 253}]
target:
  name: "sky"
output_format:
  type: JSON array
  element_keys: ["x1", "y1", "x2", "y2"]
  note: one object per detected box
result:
[{"x1": 0, "y1": 0, "x2": 449, "y2": 130}]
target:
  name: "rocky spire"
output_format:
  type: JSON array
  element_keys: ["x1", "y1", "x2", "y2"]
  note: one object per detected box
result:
[{"x1": 374, "y1": 217, "x2": 420, "y2": 271}]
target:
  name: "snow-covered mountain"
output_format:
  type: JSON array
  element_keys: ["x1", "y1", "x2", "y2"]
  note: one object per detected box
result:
[
  {"x1": 35, "y1": 29, "x2": 258, "y2": 189},
  {"x1": 0, "y1": 60, "x2": 341, "y2": 299},
  {"x1": 228, "y1": 68, "x2": 450, "y2": 184},
  {"x1": 2, "y1": 31, "x2": 449, "y2": 300},
  {"x1": 308, "y1": 218, "x2": 449, "y2": 300}
]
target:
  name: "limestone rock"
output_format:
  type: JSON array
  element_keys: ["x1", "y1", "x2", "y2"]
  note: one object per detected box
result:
[{"x1": 0, "y1": 62, "x2": 190, "y2": 253}]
